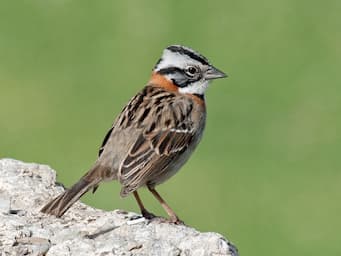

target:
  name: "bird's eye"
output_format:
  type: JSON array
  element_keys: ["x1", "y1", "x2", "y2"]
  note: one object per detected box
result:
[{"x1": 185, "y1": 66, "x2": 199, "y2": 77}]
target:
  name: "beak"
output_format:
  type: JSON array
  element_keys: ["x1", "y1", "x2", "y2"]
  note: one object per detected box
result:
[{"x1": 205, "y1": 66, "x2": 227, "y2": 80}]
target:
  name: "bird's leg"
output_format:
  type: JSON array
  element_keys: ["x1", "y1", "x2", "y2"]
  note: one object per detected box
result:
[
  {"x1": 133, "y1": 191, "x2": 156, "y2": 219},
  {"x1": 147, "y1": 186, "x2": 184, "y2": 225}
]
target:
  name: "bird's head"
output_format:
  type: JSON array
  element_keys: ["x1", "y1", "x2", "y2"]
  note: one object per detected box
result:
[{"x1": 151, "y1": 45, "x2": 227, "y2": 97}]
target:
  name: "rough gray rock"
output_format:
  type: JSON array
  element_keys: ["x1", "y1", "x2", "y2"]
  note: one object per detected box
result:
[{"x1": 0, "y1": 158, "x2": 238, "y2": 256}]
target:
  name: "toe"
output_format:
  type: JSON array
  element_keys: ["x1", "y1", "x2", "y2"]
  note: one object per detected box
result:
[
  {"x1": 141, "y1": 209, "x2": 156, "y2": 220},
  {"x1": 170, "y1": 216, "x2": 184, "y2": 225}
]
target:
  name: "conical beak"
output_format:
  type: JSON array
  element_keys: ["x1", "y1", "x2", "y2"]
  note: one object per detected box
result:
[{"x1": 205, "y1": 66, "x2": 227, "y2": 80}]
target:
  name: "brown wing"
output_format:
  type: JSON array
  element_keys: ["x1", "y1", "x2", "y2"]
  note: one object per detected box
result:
[
  {"x1": 119, "y1": 127, "x2": 195, "y2": 195},
  {"x1": 116, "y1": 86, "x2": 196, "y2": 196}
]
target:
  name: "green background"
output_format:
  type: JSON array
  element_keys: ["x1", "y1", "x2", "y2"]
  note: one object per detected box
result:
[{"x1": 1, "y1": 1, "x2": 340, "y2": 255}]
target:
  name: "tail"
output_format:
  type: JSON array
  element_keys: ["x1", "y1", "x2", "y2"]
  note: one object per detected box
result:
[{"x1": 41, "y1": 167, "x2": 102, "y2": 217}]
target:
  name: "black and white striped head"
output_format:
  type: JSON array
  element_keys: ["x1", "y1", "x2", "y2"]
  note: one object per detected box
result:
[{"x1": 154, "y1": 45, "x2": 226, "y2": 96}]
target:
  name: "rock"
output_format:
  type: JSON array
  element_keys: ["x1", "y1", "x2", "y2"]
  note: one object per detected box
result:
[{"x1": 0, "y1": 158, "x2": 238, "y2": 256}]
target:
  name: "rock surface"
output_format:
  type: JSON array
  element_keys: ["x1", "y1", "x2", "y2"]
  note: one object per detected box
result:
[{"x1": 0, "y1": 158, "x2": 238, "y2": 256}]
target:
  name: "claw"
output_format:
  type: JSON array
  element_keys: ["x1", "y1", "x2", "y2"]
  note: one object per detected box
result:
[
  {"x1": 169, "y1": 216, "x2": 184, "y2": 225},
  {"x1": 141, "y1": 209, "x2": 156, "y2": 220}
]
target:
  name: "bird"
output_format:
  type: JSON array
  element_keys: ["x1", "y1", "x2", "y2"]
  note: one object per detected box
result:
[{"x1": 41, "y1": 45, "x2": 227, "y2": 224}]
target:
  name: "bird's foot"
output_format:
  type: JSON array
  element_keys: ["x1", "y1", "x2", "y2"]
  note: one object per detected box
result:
[
  {"x1": 148, "y1": 215, "x2": 185, "y2": 225},
  {"x1": 169, "y1": 215, "x2": 185, "y2": 225},
  {"x1": 141, "y1": 209, "x2": 156, "y2": 220},
  {"x1": 141, "y1": 210, "x2": 184, "y2": 225}
]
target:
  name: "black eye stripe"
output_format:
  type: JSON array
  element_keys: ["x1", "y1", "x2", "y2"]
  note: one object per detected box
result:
[
  {"x1": 158, "y1": 67, "x2": 200, "y2": 78},
  {"x1": 157, "y1": 67, "x2": 183, "y2": 75},
  {"x1": 156, "y1": 66, "x2": 202, "y2": 88}
]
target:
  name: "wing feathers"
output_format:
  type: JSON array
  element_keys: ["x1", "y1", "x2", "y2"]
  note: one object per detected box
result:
[{"x1": 117, "y1": 86, "x2": 197, "y2": 196}]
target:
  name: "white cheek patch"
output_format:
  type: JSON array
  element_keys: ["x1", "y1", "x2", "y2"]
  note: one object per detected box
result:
[{"x1": 178, "y1": 80, "x2": 210, "y2": 95}]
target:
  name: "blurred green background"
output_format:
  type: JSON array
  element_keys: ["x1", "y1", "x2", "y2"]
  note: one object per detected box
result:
[{"x1": 1, "y1": 0, "x2": 340, "y2": 255}]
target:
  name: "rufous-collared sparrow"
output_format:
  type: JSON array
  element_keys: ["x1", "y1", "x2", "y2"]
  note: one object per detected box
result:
[{"x1": 41, "y1": 45, "x2": 227, "y2": 224}]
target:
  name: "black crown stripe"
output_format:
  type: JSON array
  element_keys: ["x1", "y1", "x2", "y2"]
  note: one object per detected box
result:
[{"x1": 167, "y1": 45, "x2": 209, "y2": 66}]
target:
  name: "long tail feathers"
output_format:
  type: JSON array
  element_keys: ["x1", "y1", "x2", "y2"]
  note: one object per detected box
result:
[{"x1": 41, "y1": 172, "x2": 101, "y2": 217}]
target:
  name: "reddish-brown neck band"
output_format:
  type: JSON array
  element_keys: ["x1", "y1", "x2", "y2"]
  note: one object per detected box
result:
[
  {"x1": 148, "y1": 72, "x2": 178, "y2": 92},
  {"x1": 148, "y1": 72, "x2": 205, "y2": 106}
]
